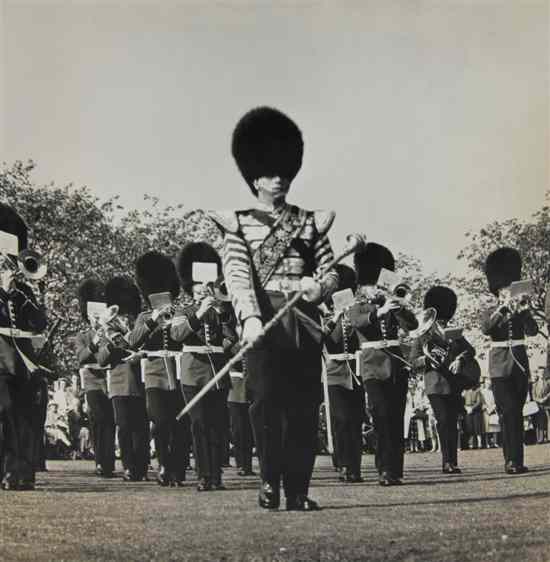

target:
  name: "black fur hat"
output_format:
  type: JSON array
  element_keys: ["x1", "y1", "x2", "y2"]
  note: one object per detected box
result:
[
  {"x1": 231, "y1": 106, "x2": 304, "y2": 195},
  {"x1": 0, "y1": 203, "x2": 28, "y2": 256},
  {"x1": 176, "y1": 242, "x2": 222, "y2": 292},
  {"x1": 105, "y1": 276, "x2": 141, "y2": 317},
  {"x1": 135, "y1": 251, "x2": 180, "y2": 301},
  {"x1": 354, "y1": 243, "x2": 395, "y2": 286},
  {"x1": 335, "y1": 264, "x2": 357, "y2": 293},
  {"x1": 78, "y1": 278, "x2": 105, "y2": 323},
  {"x1": 424, "y1": 286, "x2": 457, "y2": 321},
  {"x1": 484, "y1": 247, "x2": 522, "y2": 296}
]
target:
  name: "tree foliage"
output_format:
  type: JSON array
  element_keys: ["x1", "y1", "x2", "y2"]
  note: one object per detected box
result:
[{"x1": 0, "y1": 160, "x2": 219, "y2": 378}]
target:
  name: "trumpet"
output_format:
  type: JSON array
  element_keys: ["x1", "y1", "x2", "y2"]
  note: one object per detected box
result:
[
  {"x1": 360, "y1": 283, "x2": 412, "y2": 310},
  {"x1": 0, "y1": 249, "x2": 47, "y2": 282},
  {"x1": 501, "y1": 294, "x2": 531, "y2": 316}
]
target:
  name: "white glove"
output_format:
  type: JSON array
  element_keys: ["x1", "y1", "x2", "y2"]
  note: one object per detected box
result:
[
  {"x1": 242, "y1": 316, "x2": 263, "y2": 344},
  {"x1": 300, "y1": 276, "x2": 322, "y2": 302}
]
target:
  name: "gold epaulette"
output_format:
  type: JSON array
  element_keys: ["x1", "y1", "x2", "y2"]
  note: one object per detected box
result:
[
  {"x1": 207, "y1": 210, "x2": 240, "y2": 234},
  {"x1": 313, "y1": 210, "x2": 336, "y2": 235}
]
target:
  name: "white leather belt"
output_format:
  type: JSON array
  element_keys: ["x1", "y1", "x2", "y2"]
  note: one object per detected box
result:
[
  {"x1": 79, "y1": 366, "x2": 108, "y2": 391},
  {"x1": 264, "y1": 279, "x2": 302, "y2": 292},
  {"x1": 0, "y1": 327, "x2": 44, "y2": 338},
  {"x1": 490, "y1": 340, "x2": 525, "y2": 348},
  {"x1": 327, "y1": 353, "x2": 356, "y2": 361},
  {"x1": 229, "y1": 371, "x2": 244, "y2": 379},
  {"x1": 144, "y1": 350, "x2": 181, "y2": 358},
  {"x1": 361, "y1": 340, "x2": 400, "y2": 349},
  {"x1": 181, "y1": 345, "x2": 224, "y2": 354}
]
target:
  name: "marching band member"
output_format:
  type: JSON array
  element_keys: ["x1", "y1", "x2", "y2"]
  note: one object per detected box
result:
[
  {"x1": 208, "y1": 106, "x2": 339, "y2": 510},
  {"x1": 127, "y1": 251, "x2": 188, "y2": 487},
  {"x1": 350, "y1": 243, "x2": 418, "y2": 486},
  {"x1": 75, "y1": 278, "x2": 116, "y2": 478},
  {"x1": 0, "y1": 203, "x2": 47, "y2": 491},
  {"x1": 481, "y1": 248, "x2": 538, "y2": 474},
  {"x1": 322, "y1": 264, "x2": 365, "y2": 483},
  {"x1": 226, "y1": 323, "x2": 255, "y2": 477},
  {"x1": 410, "y1": 286, "x2": 476, "y2": 474},
  {"x1": 171, "y1": 242, "x2": 237, "y2": 492},
  {"x1": 96, "y1": 276, "x2": 149, "y2": 482}
]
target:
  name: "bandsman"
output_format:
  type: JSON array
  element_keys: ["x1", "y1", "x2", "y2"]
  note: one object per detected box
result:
[
  {"x1": 349, "y1": 243, "x2": 418, "y2": 486},
  {"x1": 0, "y1": 203, "x2": 47, "y2": 491},
  {"x1": 481, "y1": 248, "x2": 538, "y2": 474},
  {"x1": 322, "y1": 264, "x2": 365, "y2": 483},
  {"x1": 75, "y1": 278, "x2": 116, "y2": 478},
  {"x1": 410, "y1": 286, "x2": 477, "y2": 474},
  {"x1": 171, "y1": 242, "x2": 238, "y2": 491},
  {"x1": 97, "y1": 276, "x2": 149, "y2": 482},
  {"x1": 127, "y1": 251, "x2": 188, "y2": 487}
]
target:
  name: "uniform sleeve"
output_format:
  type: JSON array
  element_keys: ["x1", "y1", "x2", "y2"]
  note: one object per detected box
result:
[
  {"x1": 458, "y1": 336, "x2": 476, "y2": 359},
  {"x1": 481, "y1": 306, "x2": 506, "y2": 336},
  {"x1": 126, "y1": 312, "x2": 155, "y2": 350},
  {"x1": 96, "y1": 343, "x2": 115, "y2": 368},
  {"x1": 520, "y1": 310, "x2": 539, "y2": 337},
  {"x1": 409, "y1": 338, "x2": 427, "y2": 371},
  {"x1": 75, "y1": 333, "x2": 97, "y2": 366},
  {"x1": 394, "y1": 307, "x2": 418, "y2": 331},
  {"x1": 348, "y1": 302, "x2": 376, "y2": 331},
  {"x1": 15, "y1": 283, "x2": 47, "y2": 332},
  {"x1": 220, "y1": 308, "x2": 239, "y2": 351},
  {"x1": 170, "y1": 311, "x2": 200, "y2": 343},
  {"x1": 312, "y1": 211, "x2": 338, "y2": 297},
  {"x1": 221, "y1": 231, "x2": 261, "y2": 323}
]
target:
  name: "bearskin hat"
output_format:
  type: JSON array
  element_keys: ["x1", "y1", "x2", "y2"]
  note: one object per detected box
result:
[
  {"x1": 354, "y1": 243, "x2": 395, "y2": 286},
  {"x1": 176, "y1": 241, "x2": 222, "y2": 292},
  {"x1": 0, "y1": 203, "x2": 28, "y2": 256},
  {"x1": 424, "y1": 285, "x2": 457, "y2": 322},
  {"x1": 105, "y1": 276, "x2": 141, "y2": 317},
  {"x1": 231, "y1": 106, "x2": 304, "y2": 194},
  {"x1": 78, "y1": 278, "x2": 106, "y2": 323},
  {"x1": 484, "y1": 247, "x2": 522, "y2": 296},
  {"x1": 335, "y1": 264, "x2": 357, "y2": 293},
  {"x1": 135, "y1": 251, "x2": 180, "y2": 301}
]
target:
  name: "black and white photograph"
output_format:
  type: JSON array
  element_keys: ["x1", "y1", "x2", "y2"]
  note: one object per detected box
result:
[{"x1": 0, "y1": 1, "x2": 548, "y2": 560}]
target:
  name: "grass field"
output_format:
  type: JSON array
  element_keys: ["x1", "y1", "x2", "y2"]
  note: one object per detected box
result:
[{"x1": 1, "y1": 444, "x2": 549, "y2": 562}]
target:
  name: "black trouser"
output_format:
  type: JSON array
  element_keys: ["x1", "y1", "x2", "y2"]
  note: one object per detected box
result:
[
  {"x1": 86, "y1": 390, "x2": 115, "y2": 474},
  {"x1": 182, "y1": 386, "x2": 227, "y2": 482},
  {"x1": 112, "y1": 396, "x2": 149, "y2": 478},
  {"x1": 146, "y1": 388, "x2": 188, "y2": 479},
  {"x1": 328, "y1": 384, "x2": 365, "y2": 474},
  {"x1": 246, "y1": 346, "x2": 322, "y2": 499},
  {"x1": 31, "y1": 377, "x2": 48, "y2": 471},
  {"x1": 228, "y1": 402, "x2": 254, "y2": 472},
  {"x1": 492, "y1": 372, "x2": 528, "y2": 467},
  {"x1": 365, "y1": 376, "x2": 408, "y2": 479},
  {"x1": 428, "y1": 394, "x2": 460, "y2": 468},
  {"x1": 0, "y1": 375, "x2": 37, "y2": 484}
]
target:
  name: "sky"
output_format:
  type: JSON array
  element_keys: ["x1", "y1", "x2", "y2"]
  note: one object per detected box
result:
[{"x1": 1, "y1": 0, "x2": 548, "y2": 277}]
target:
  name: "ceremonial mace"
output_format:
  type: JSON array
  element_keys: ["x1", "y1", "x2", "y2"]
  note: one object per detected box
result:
[{"x1": 176, "y1": 233, "x2": 366, "y2": 421}]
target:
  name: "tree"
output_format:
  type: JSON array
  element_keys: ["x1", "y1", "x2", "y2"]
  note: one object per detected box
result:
[{"x1": 0, "y1": 160, "x2": 220, "y2": 378}]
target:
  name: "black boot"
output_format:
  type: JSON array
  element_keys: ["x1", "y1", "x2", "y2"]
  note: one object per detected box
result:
[
  {"x1": 258, "y1": 481, "x2": 280, "y2": 509},
  {"x1": 286, "y1": 495, "x2": 321, "y2": 512}
]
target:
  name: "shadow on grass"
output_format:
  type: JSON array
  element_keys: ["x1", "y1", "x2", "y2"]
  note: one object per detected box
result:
[{"x1": 321, "y1": 489, "x2": 550, "y2": 511}]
